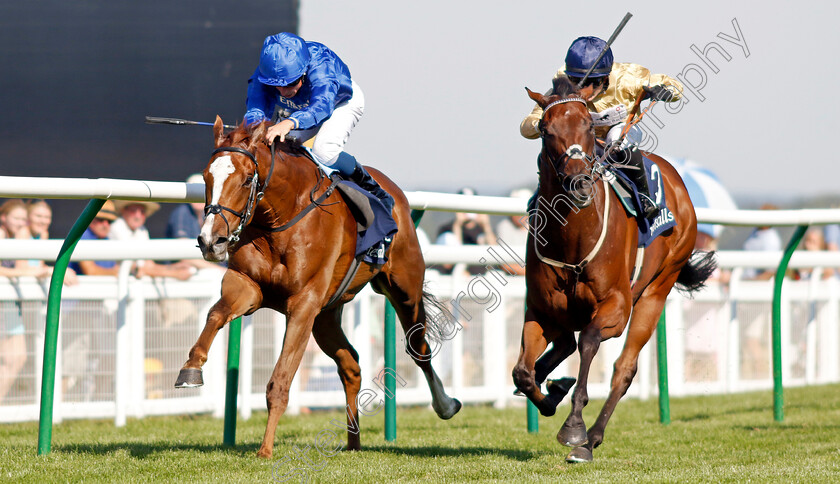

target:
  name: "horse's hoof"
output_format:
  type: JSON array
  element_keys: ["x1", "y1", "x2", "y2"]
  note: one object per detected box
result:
[
  {"x1": 257, "y1": 448, "x2": 272, "y2": 459},
  {"x1": 557, "y1": 424, "x2": 588, "y2": 447},
  {"x1": 537, "y1": 395, "x2": 560, "y2": 417},
  {"x1": 546, "y1": 377, "x2": 576, "y2": 402},
  {"x1": 565, "y1": 446, "x2": 593, "y2": 463},
  {"x1": 435, "y1": 398, "x2": 462, "y2": 420},
  {"x1": 513, "y1": 382, "x2": 546, "y2": 397},
  {"x1": 174, "y1": 368, "x2": 204, "y2": 388}
]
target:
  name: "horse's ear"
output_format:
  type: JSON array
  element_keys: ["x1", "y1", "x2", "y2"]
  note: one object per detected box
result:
[
  {"x1": 213, "y1": 116, "x2": 226, "y2": 148},
  {"x1": 579, "y1": 84, "x2": 596, "y2": 101},
  {"x1": 526, "y1": 87, "x2": 549, "y2": 108},
  {"x1": 248, "y1": 121, "x2": 267, "y2": 152}
]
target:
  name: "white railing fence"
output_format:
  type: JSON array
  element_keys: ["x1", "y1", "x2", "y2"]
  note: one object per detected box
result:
[
  {"x1": 2, "y1": 244, "x2": 840, "y2": 424},
  {"x1": 2, "y1": 174, "x2": 840, "y2": 426}
]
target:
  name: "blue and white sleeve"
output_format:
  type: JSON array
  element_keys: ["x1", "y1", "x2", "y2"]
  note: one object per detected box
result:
[{"x1": 244, "y1": 68, "x2": 275, "y2": 125}]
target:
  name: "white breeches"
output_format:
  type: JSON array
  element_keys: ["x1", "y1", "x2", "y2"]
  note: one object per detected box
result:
[
  {"x1": 294, "y1": 80, "x2": 365, "y2": 167},
  {"x1": 604, "y1": 123, "x2": 643, "y2": 150}
]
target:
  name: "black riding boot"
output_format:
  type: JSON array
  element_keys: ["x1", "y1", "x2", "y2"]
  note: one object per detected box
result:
[
  {"x1": 349, "y1": 161, "x2": 395, "y2": 214},
  {"x1": 614, "y1": 148, "x2": 658, "y2": 218}
]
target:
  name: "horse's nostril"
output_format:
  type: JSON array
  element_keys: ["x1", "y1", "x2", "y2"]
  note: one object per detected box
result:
[{"x1": 215, "y1": 237, "x2": 228, "y2": 246}]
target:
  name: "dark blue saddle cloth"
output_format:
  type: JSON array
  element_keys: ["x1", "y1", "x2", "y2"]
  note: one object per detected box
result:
[
  {"x1": 335, "y1": 180, "x2": 398, "y2": 265},
  {"x1": 607, "y1": 155, "x2": 676, "y2": 247}
]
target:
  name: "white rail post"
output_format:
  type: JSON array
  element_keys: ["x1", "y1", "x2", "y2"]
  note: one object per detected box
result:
[
  {"x1": 240, "y1": 314, "x2": 254, "y2": 420},
  {"x1": 114, "y1": 262, "x2": 132, "y2": 426}
]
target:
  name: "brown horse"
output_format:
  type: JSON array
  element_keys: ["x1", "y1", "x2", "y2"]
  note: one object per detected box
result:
[
  {"x1": 513, "y1": 79, "x2": 715, "y2": 463},
  {"x1": 176, "y1": 117, "x2": 461, "y2": 458}
]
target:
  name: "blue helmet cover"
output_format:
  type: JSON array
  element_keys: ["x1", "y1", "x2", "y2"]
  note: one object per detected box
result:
[
  {"x1": 257, "y1": 32, "x2": 311, "y2": 86},
  {"x1": 564, "y1": 36, "x2": 613, "y2": 78}
]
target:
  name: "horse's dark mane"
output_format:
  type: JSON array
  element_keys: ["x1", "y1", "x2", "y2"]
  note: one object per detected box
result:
[
  {"x1": 552, "y1": 76, "x2": 581, "y2": 98},
  {"x1": 226, "y1": 122, "x2": 307, "y2": 156}
]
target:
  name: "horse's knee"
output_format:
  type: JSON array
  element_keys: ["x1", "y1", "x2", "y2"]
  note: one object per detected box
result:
[
  {"x1": 512, "y1": 365, "x2": 535, "y2": 392},
  {"x1": 570, "y1": 384, "x2": 589, "y2": 408},
  {"x1": 265, "y1": 380, "x2": 290, "y2": 410},
  {"x1": 340, "y1": 367, "x2": 362, "y2": 393},
  {"x1": 610, "y1": 361, "x2": 637, "y2": 393}
]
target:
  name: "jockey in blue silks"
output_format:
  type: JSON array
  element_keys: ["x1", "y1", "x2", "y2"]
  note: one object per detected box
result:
[{"x1": 244, "y1": 32, "x2": 393, "y2": 211}]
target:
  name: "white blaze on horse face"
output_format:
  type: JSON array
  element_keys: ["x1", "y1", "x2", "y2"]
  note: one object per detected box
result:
[
  {"x1": 566, "y1": 144, "x2": 586, "y2": 159},
  {"x1": 201, "y1": 155, "x2": 236, "y2": 241}
]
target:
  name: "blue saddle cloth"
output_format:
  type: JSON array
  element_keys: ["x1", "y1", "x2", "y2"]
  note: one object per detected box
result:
[
  {"x1": 606, "y1": 155, "x2": 676, "y2": 248},
  {"x1": 335, "y1": 180, "x2": 398, "y2": 265}
]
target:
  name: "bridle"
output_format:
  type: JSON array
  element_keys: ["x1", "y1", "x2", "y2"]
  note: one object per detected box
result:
[
  {"x1": 205, "y1": 142, "x2": 339, "y2": 245},
  {"x1": 538, "y1": 96, "x2": 607, "y2": 204},
  {"x1": 539, "y1": 97, "x2": 610, "y2": 189},
  {"x1": 205, "y1": 144, "x2": 275, "y2": 244},
  {"x1": 535, "y1": 96, "x2": 612, "y2": 290}
]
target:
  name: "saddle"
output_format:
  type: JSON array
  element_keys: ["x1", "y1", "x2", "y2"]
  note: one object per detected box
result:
[
  {"x1": 590, "y1": 141, "x2": 675, "y2": 247},
  {"x1": 298, "y1": 147, "x2": 398, "y2": 265},
  {"x1": 607, "y1": 169, "x2": 675, "y2": 249}
]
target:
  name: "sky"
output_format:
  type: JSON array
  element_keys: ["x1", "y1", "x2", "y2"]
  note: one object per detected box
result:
[{"x1": 300, "y1": 1, "x2": 840, "y2": 201}]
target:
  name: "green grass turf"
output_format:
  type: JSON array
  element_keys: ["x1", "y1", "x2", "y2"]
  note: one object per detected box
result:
[{"x1": 1, "y1": 384, "x2": 839, "y2": 483}]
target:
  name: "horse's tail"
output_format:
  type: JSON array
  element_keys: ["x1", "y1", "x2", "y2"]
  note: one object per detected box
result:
[
  {"x1": 675, "y1": 250, "x2": 717, "y2": 296},
  {"x1": 421, "y1": 289, "x2": 459, "y2": 339}
]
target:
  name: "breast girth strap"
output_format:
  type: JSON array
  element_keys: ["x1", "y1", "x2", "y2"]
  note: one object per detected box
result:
[{"x1": 534, "y1": 177, "x2": 611, "y2": 298}]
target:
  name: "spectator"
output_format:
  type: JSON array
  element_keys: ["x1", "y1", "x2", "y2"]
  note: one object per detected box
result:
[
  {"x1": 0, "y1": 200, "x2": 51, "y2": 279},
  {"x1": 823, "y1": 218, "x2": 840, "y2": 278},
  {"x1": 824, "y1": 222, "x2": 840, "y2": 252},
  {"x1": 0, "y1": 199, "x2": 48, "y2": 404},
  {"x1": 19, "y1": 200, "x2": 77, "y2": 285},
  {"x1": 795, "y1": 228, "x2": 832, "y2": 280},
  {"x1": 742, "y1": 203, "x2": 782, "y2": 280},
  {"x1": 110, "y1": 201, "x2": 193, "y2": 280},
  {"x1": 69, "y1": 200, "x2": 120, "y2": 276},
  {"x1": 167, "y1": 174, "x2": 205, "y2": 240},
  {"x1": 165, "y1": 174, "x2": 223, "y2": 271},
  {"x1": 435, "y1": 187, "x2": 497, "y2": 276},
  {"x1": 495, "y1": 188, "x2": 532, "y2": 276},
  {"x1": 694, "y1": 228, "x2": 729, "y2": 284},
  {"x1": 22, "y1": 199, "x2": 52, "y2": 240}
]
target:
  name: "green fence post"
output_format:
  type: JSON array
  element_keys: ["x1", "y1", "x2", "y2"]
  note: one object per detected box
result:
[
  {"x1": 380, "y1": 209, "x2": 425, "y2": 442},
  {"x1": 384, "y1": 302, "x2": 397, "y2": 441},
  {"x1": 527, "y1": 400, "x2": 539, "y2": 433},
  {"x1": 38, "y1": 198, "x2": 105, "y2": 455},
  {"x1": 223, "y1": 317, "x2": 242, "y2": 446},
  {"x1": 772, "y1": 224, "x2": 807, "y2": 422},
  {"x1": 523, "y1": 301, "x2": 538, "y2": 433},
  {"x1": 656, "y1": 310, "x2": 670, "y2": 425}
]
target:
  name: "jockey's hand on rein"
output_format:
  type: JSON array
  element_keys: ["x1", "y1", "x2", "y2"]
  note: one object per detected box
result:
[
  {"x1": 642, "y1": 85, "x2": 675, "y2": 102},
  {"x1": 266, "y1": 119, "x2": 295, "y2": 145}
]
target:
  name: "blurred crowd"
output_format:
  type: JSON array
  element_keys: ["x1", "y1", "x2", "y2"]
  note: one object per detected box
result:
[{"x1": 0, "y1": 174, "x2": 223, "y2": 404}]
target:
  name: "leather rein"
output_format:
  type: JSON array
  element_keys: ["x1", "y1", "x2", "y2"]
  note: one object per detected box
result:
[{"x1": 207, "y1": 143, "x2": 339, "y2": 244}]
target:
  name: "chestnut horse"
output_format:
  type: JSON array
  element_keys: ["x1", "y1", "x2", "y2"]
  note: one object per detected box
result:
[
  {"x1": 513, "y1": 79, "x2": 715, "y2": 463},
  {"x1": 176, "y1": 117, "x2": 461, "y2": 458}
]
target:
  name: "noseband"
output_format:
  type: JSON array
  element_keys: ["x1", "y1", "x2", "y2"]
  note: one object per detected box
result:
[{"x1": 206, "y1": 144, "x2": 276, "y2": 244}]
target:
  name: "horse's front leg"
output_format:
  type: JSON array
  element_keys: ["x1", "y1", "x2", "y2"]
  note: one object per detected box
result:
[
  {"x1": 585, "y1": 286, "x2": 672, "y2": 456},
  {"x1": 559, "y1": 294, "x2": 629, "y2": 463},
  {"x1": 257, "y1": 294, "x2": 322, "y2": 459},
  {"x1": 175, "y1": 271, "x2": 262, "y2": 388},
  {"x1": 512, "y1": 308, "x2": 566, "y2": 417}
]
